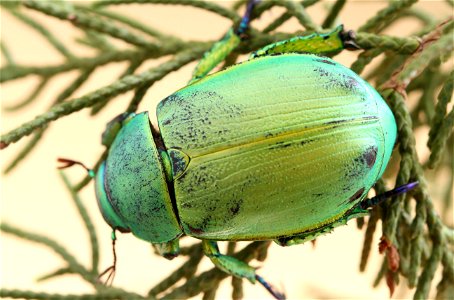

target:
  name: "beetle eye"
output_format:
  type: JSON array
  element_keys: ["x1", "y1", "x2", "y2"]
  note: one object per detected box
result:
[{"x1": 95, "y1": 162, "x2": 131, "y2": 233}]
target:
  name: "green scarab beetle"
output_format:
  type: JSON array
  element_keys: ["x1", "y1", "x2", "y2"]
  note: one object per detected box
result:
[
  {"x1": 97, "y1": 52, "x2": 397, "y2": 241},
  {"x1": 89, "y1": 22, "x2": 416, "y2": 299}
]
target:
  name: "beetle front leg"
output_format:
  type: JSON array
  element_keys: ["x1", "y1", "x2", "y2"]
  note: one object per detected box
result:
[
  {"x1": 153, "y1": 239, "x2": 180, "y2": 260},
  {"x1": 202, "y1": 240, "x2": 256, "y2": 282}
]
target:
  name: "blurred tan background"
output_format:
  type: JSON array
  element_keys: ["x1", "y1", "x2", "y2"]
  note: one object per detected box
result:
[{"x1": 1, "y1": 1, "x2": 451, "y2": 299}]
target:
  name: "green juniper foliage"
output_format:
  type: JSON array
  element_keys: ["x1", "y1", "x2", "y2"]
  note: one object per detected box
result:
[{"x1": 1, "y1": 0, "x2": 453, "y2": 299}]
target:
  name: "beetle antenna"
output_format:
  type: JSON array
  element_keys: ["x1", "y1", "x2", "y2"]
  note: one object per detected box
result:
[
  {"x1": 98, "y1": 230, "x2": 118, "y2": 286},
  {"x1": 235, "y1": 0, "x2": 260, "y2": 37},
  {"x1": 360, "y1": 181, "x2": 419, "y2": 209},
  {"x1": 57, "y1": 158, "x2": 95, "y2": 178},
  {"x1": 256, "y1": 274, "x2": 286, "y2": 300}
]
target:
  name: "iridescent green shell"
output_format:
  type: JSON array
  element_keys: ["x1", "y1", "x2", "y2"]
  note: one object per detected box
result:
[
  {"x1": 157, "y1": 54, "x2": 396, "y2": 240},
  {"x1": 101, "y1": 113, "x2": 182, "y2": 243}
]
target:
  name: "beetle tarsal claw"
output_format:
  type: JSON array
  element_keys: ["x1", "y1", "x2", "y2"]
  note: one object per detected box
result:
[
  {"x1": 97, "y1": 232, "x2": 118, "y2": 286},
  {"x1": 235, "y1": 0, "x2": 260, "y2": 37},
  {"x1": 255, "y1": 274, "x2": 286, "y2": 300},
  {"x1": 97, "y1": 265, "x2": 116, "y2": 286}
]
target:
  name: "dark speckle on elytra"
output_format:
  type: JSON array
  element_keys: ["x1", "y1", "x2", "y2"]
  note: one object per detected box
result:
[
  {"x1": 316, "y1": 58, "x2": 336, "y2": 66},
  {"x1": 269, "y1": 141, "x2": 292, "y2": 150},
  {"x1": 325, "y1": 119, "x2": 347, "y2": 125},
  {"x1": 314, "y1": 67, "x2": 330, "y2": 77},
  {"x1": 228, "y1": 198, "x2": 243, "y2": 216},
  {"x1": 363, "y1": 146, "x2": 377, "y2": 168},
  {"x1": 160, "y1": 93, "x2": 186, "y2": 107},
  {"x1": 300, "y1": 139, "x2": 314, "y2": 146},
  {"x1": 344, "y1": 76, "x2": 359, "y2": 90},
  {"x1": 349, "y1": 188, "x2": 365, "y2": 203},
  {"x1": 230, "y1": 204, "x2": 240, "y2": 215},
  {"x1": 330, "y1": 74, "x2": 360, "y2": 91}
]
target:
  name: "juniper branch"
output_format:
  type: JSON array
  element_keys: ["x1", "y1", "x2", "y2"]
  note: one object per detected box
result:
[
  {"x1": 0, "y1": 47, "x2": 164, "y2": 83},
  {"x1": 350, "y1": 48, "x2": 382, "y2": 75},
  {"x1": 262, "y1": 0, "x2": 319, "y2": 33},
  {"x1": 37, "y1": 267, "x2": 75, "y2": 282},
  {"x1": 92, "y1": 0, "x2": 240, "y2": 22},
  {"x1": 358, "y1": 0, "x2": 419, "y2": 33},
  {"x1": 0, "y1": 223, "x2": 94, "y2": 282},
  {"x1": 91, "y1": 58, "x2": 143, "y2": 115},
  {"x1": 161, "y1": 242, "x2": 271, "y2": 299},
  {"x1": 23, "y1": 0, "x2": 178, "y2": 52},
  {"x1": 427, "y1": 71, "x2": 454, "y2": 168},
  {"x1": 321, "y1": 0, "x2": 346, "y2": 29},
  {"x1": 4, "y1": 78, "x2": 49, "y2": 111},
  {"x1": 0, "y1": 289, "x2": 145, "y2": 300},
  {"x1": 0, "y1": 47, "x2": 208, "y2": 149},
  {"x1": 148, "y1": 244, "x2": 204, "y2": 297},
  {"x1": 60, "y1": 171, "x2": 100, "y2": 274},
  {"x1": 77, "y1": 5, "x2": 181, "y2": 43},
  {"x1": 3, "y1": 67, "x2": 95, "y2": 173},
  {"x1": 255, "y1": 0, "x2": 320, "y2": 32},
  {"x1": 0, "y1": 40, "x2": 15, "y2": 65},
  {"x1": 7, "y1": 7, "x2": 75, "y2": 59},
  {"x1": 355, "y1": 32, "x2": 420, "y2": 54},
  {"x1": 79, "y1": 30, "x2": 116, "y2": 52}
]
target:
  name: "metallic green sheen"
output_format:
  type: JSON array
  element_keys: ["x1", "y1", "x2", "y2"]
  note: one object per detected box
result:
[
  {"x1": 157, "y1": 54, "x2": 397, "y2": 240},
  {"x1": 251, "y1": 25, "x2": 345, "y2": 58},
  {"x1": 104, "y1": 112, "x2": 182, "y2": 243},
  {"x1": 95, "y1": 162, "x2": 129, "y2": 232}
]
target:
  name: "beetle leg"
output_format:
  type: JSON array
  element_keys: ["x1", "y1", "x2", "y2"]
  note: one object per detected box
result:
[
  {"x1": 202, "y1": 240, "x2": 256, "y2": 282},
  {"x1": 235, "y1": 0, "x2": 261, "y2": 37},
  {"x1": 251, "y1": 25, "x2": 356, "y2": 58},
  {"x1": 102, "y1": 112, "x2": 135, "y2": 147},
  {"x1": 189, "y1": 0, "x2": 259, "y2": 83},
  {"x1": 202, "y1": 240, "x2": 286, "y2": 300},
  {"x1": 359, "y1": 181, "x2": 419, "y2": 209},
  {"x1": 153, "y1": 239, "x2": 180, "y2": 260},
  {"x1": 98, "y1": 230, "x2": 118, "y2": 286}
]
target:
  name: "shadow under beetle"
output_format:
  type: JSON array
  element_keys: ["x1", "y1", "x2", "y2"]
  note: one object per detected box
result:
[{"x1": 61, "y1": 4, "x2": 418, "y2": 299}]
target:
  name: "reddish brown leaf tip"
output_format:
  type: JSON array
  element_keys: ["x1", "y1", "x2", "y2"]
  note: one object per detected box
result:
[
  {"x1": 379, "y1": 236, "x2": 400, "y2": 272},
  {"x1": 386, "y1": 271, "x2": 396, "y2": 297},
  {"x1": 378, "y1": 236, "x2": 391, "y2": 254},
  {"x1": 387, "y1": 245, "x2": 400, "y2": 272}
]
